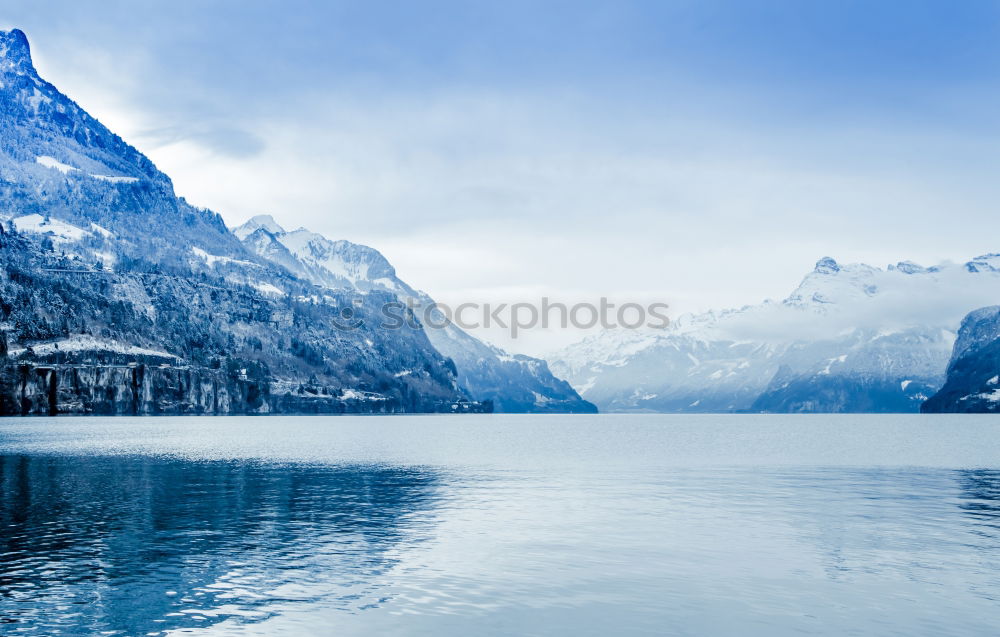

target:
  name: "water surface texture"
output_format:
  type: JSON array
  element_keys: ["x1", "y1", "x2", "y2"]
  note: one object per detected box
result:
[{"x1": 1, "y1": 415, "x2": 1000, "y2": 636}]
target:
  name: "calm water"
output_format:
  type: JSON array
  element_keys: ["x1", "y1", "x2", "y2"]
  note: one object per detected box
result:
[{"x1": 1, "y1": 415, "x2": 1000, "y2": 636}]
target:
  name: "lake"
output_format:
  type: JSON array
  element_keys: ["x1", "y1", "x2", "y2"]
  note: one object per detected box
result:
[{"x1": 1, "y1": 414, "x2": 999, "y2": 636}]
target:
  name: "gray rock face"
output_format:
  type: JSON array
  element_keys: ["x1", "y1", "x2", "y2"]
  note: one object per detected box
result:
[
  {"x1": 0, "y1": 362, "x2": 240, "y2": 415},
  {"x1": 0, "y1": 360, "x2": 417, "y2": 415}
]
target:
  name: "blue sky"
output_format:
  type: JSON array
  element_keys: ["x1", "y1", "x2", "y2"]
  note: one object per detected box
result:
[{"x1": 4, "y1": 1, "x2": 1000, "y2": 352}]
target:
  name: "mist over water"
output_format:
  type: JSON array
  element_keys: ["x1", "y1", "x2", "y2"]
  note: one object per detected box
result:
[{"x1": 1, "y1": 415, "x2": 1000, "y2": 636}]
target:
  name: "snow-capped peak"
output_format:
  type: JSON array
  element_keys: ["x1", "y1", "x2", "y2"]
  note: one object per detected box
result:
[
  {"x1": 233, "y1": 214, "x2": 286, "y2": 240},
  {"x1": 966, "y1": 253, "x2": 1000, "y2": 273},
  {"x1": 550, "y1": 251, "x2": 1000, "y2": 412},
  {"x1": 277, "y1": 228, "x2": 397, "y2": 284},
  {"x1": 813, "y1": 256, "x2": 840, "y2": 274},
  {"x1": 889, "y1": 260, "x2": 927, "y2": 274}
]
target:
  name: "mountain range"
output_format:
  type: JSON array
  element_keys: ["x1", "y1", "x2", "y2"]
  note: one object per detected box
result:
[
  {"x1": 0, "y1": 28, "x2": 593, "y2": 415},
  {"x1": 551, "y1": 255, "x2": 1000, "y2": 412},
  {"x1": 234, "y1": 215, "x2": 595, "y2": 413},
  {"x1": 2, "y1": 27, "x2": 995, "y2": 416}
]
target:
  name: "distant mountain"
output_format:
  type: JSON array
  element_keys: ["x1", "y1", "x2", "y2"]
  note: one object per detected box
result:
[
  {"x1": 922, "y1": 306, "x2": 1000, "y2": 413},
  {"x1": 551, "y1": 255, "x2": 1000, "y2": 412},
  {"x1": 0, "y1": 29, "x2": 465, "y2": 414},
  {"x1": 235, "y1": 216, "x2": 596, "y2": 413}
]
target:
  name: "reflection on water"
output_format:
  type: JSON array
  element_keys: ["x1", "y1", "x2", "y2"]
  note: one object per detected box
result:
[
  {"x1": 0, "y1": 456, "x2": 446, "y2": 635},
  {"x1": 2, "y1": 416, "x2": 1000, "y2": 636},
  {"x1": 959, "y1": 469, "x2": 1000, "y2": 522}
]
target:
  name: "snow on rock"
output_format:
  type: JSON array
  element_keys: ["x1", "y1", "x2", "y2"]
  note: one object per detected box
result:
[
  {"x1": 26, "y1": 87, "x2": 51, "y2": 111},
  {"x1": 91, "y1": 174, "x2": 139, "y2": 184},
  {"x1": 190, "y1": 247, "x2": 258, "y2": 269},
  {"x1": 251, "y1": 282, "x2": 285, "y2": 296},
  {"x1": 9, "y1": 335, "x2": 176, "y2": 359},
  {"x1": 234, "y1": 214, "x2": 285, "y2": 240},
  {"x1": 962, "y1": 389, "x2": 1000, "y2": 403}
]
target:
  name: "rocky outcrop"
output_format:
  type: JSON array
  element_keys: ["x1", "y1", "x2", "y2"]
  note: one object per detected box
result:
[
  {"x1": 0, "y1": 360, "x2": 423, "y2": 415},
  {"x1": 922, "y1": 306, "x2": 1000, "y2": 413}
]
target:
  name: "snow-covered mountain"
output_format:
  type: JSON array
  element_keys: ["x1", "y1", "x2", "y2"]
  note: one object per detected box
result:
[
  {"x1": 0, "y1": 28, "x2": 467, "y2": 414},
  {"x1": 235, "y1": 216, "x2": 596, "y2": 413},
  {"x1": 0, "y1": 29, "x2": 250, "y2": 267},
  {"x1": 550, "y1": 255, "x2": 1000, "y2": 412}
]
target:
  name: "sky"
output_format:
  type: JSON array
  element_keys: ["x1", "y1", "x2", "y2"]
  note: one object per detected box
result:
[{"x1": 3, "y1": 1, "x2": 1000, "y2": 354}]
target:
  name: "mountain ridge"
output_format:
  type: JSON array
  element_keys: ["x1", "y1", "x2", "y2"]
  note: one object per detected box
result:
[
  {"x1": 234, "y1": 216, "x2": 597, "y2": 413},
  {"x1": 551, "y1": 255, "x2": 1000, "y2": 413},
  {"x1": 0, "y1": 28, "x2": 473, "y2": 414}
]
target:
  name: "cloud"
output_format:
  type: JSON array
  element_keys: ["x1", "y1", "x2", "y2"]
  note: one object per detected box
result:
[{"x1": 139, "y1": 125, "x2": 266, "y2": 158}]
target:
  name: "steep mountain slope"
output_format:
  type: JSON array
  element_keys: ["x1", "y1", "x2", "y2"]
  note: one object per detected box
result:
[
  {"x1": 551, "y1": 256, "x2": 1000, "y2": 412},
  {"x1": 0, "y1": 29, "x2": 464, "y2": 414},
  {"x1": 922, "y1": 306, "x2": 1000, "y2": 413},
  {"x1": 0, "y1": 29, "x2": 246, "y2": 266},
  {"x1": 235, "y1": 216, "x2": 596, "y2": 413}
]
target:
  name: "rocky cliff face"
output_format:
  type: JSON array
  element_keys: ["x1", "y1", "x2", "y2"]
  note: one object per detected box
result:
[
  {"x1": 0, "y1": 361, "x2": 244, "y2": 415},
  {"x1": 922, "y1": 306, "x2": 1000, "y2": 413},
  {"x1": 0, "y1": 359, "x2": 418, "y2": 416}
]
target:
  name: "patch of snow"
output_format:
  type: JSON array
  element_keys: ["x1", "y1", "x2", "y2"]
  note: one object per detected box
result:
[
  {"x1": 191, "y1": 247, "x2": 259, "y2": 269},
  {"x1": 817, "y1": 354, "x2": 848, "y2": 376},
  {"x1": 901, "y1": 380, "x2": 913, "y2": 391},
  {"x1": 9, "y1": 335, "x2": 176, "y2": 359},
  {"x1": 12, "y1": 214, "x2": 90, "y2": 242},
  {"x1": 26, "y1": 88, "x2": 52, "y2": 111},
  {"x1": 91, "y1": 174, "x2": 139, "y2": 184},
  {"x1": 251, "y1": 282, "x2": 284, "y2": 296},
  {"x1": 989, "y1": 375, "x2": 999, "y2": 386},
  {"x1": 963, "y1": 389, "x2": 1000, "y2": 403},
  {"x1": 339, "y1": 389, "x2": 388, "y2": 401},
  {"x1": 93, "y1": 251, "x2": 116, "y2": 268},
  {"x1": 372, "y1": 277, "x2": 401, "y2": 291},
  {"x1": 90, "y1": 222, "x2": 114, "y2": 238},
  {"x1": 36, "y1": 155, "x2": 78, "y2": 174}
]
